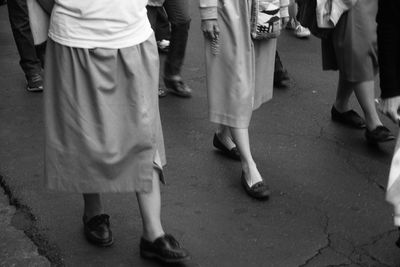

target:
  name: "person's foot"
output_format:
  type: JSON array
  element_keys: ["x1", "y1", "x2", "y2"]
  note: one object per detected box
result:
[
  {"x1": 164, "y1": 77, "x2": 192, "y2": 98},
  {"x1": 157, "y1": 39, "x2": 170, "y2": 54},
  {"x1": 26, "y1": 73, "x2": 43, "y2": 92},
  {"x1": 213, "y1": 133, "x2": 241, "y2": 160},
  {"x1": 274, "y1": 69, "x2": 290, "y2": 88},
  {"x1": 285, "y1": 18, "x2": 296, "y2": 30},
  {"x1": 365, "y1": 125, "x2": 395, "y2": 144},
  {"x1": 331, "y1": 106, "x2": 366, "y2": 129},
  {"x1": 140, "y1": 234, "x2": 190, "y2": 263},
  {"x1": 294, "y1": 25, "x2": 311, "y2": 38},
  {"x1": 83, "y1": 214, "x2": 114, "y2": 247},
  {"x1": 241, "y1": 172, "x2": 270, "y2": 200}
]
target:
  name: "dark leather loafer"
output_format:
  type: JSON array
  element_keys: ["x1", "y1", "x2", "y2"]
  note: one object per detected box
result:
[
  {"x1": 164, "y1": 78, "x2": 192, "y2": 98},
  {"x1": 273, "y1": 69, "x2": 289, "y2": 88},
  {"x1": 140, "y1": 234, "x2": 190, "y2": 263},
  {"x1": 331, "y1": 106, "x2": 366, "y2": 129},
  {"x1": 365, "y1": 125, "x2": 395, "y2": 143},
  {"x1": 213, "y1": 133, "x2": 241, "y2": 160},
  {"x1": 83, "y1": 214, "x2": 114, "y2": 247},
  {"x1": 241, "y1": 172, "x2": 270, "y2": 200}
]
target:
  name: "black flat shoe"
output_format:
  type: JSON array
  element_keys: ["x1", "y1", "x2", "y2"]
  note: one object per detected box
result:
[
  {"x1": 365, "y1": 125, "x2": 395, "y2": 143},
  {"x1": 83, "y1": 214, "x2": 114, "y2": 247},
  {"x1": 140, "y1": 234, "x2": 190, "y2": 263},
  {"x1": 164, "y1": 78, "x2": 192, "y2": 98},
  {"x1": 241, "y1": 172, "x2": 270, "y2": 200},
  {"x1": 213, "y1": 133, "x2": 241, "y2": 160},
  {"x1": 273, "y1": 69, "x2": 289, "y2": 88},
  {"x1": 331, "y1": 106, "x2": 366, "y2": 129}
]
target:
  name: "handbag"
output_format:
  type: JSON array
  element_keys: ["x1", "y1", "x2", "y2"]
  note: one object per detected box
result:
[
  {"x1": 250, "y1": 0, "x2": 281, "y2": 40},
  {"x1": 27, "y1": 0, "x2": 50, "y2": 45}
]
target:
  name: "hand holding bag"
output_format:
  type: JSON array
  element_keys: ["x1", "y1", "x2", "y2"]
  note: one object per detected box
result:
[{"x1": 251, "y1": 0, "x2": 281, "y2": 40}]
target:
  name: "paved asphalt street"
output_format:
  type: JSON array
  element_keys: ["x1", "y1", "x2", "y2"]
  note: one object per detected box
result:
[{"x1": 1, "y1": 3, "x2": 400, "y2": 267}]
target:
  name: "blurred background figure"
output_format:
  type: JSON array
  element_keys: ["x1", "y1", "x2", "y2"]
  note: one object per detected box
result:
[
  {"x1": 148, "y1": 0, "x2": 192, "y2": 98},
  {"x1": 376, "y1": 0, "x2": 400, "y2": 247},
  {"x1": 7, "y1": 0, "x2": 45, "y2": 92}
]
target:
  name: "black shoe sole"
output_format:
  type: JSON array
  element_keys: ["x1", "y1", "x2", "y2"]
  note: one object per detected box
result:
[
  {"x1": 140, "y1": 250, "x2": 191, "y2": 263},
  {"x1": 84, "y1": 233, "x2": 114, "y2": 247}
]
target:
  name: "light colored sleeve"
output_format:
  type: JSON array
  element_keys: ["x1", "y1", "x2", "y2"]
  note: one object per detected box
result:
[
  {"x1": 147, "y1": 0, "x2": 164, "y2": 7},
  {"x1": 280, "y1": 0, "x2": 290, "y2": 18},
  {"x1": 329, "y1": 0, "x2": 358, "y2": 26},
  {"x1": 199, "y1": 0, "x2": 218, "y2": 20}
]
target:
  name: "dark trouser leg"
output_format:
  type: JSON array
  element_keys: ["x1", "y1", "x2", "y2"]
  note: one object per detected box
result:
[
  {"x1": 155, "y1": 8, "x2": 170, "y2": 41},
  {"x1": 7, "y1": 0, "x2": 42, "y2": 76},
  {"x1": 274, "y1": 50, "x2": 289, "y2": 87},
  {"x1": 163, "y1": 0, "x2": 191, "y2": 78},
  {"x1": 275, "y1": 50, "x2": 284, "y2": 73}
]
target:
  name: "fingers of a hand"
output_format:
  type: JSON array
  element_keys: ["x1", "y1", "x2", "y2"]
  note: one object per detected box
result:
[{"x1": 213, "y1": 24, "x2": 220, "y2": 35}]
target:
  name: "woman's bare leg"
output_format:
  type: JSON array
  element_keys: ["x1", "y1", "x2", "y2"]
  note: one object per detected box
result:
[
  {"x1": 353, "y1": 80, "x2": 382, "y2": 130},
  {"x1": 333, "y1": 74, "x2": 354, "y2": 113},
  {"x1": 136, "y1": 170, "x2": 165, "y2": 242},
  {"x1": 230, "y1": 127, "x2": 262, "y2": 186}
]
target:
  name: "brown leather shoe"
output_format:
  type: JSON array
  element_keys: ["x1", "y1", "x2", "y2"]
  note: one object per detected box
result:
[
  {"x1": 140, "y1": 234, "x2": 190, "y2": 263},
  {"x1": 83, "y1": 214, "x2": 114, "y2": 247}
]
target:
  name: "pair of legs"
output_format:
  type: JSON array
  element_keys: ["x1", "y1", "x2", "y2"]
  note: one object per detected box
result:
[
  {"x1": 83, "y1": 170, "x2": 164, "y2": 242},
  {"x1": 162, "y1": 0, "x2": 191, "y2": 80},
  {"x1": 333, "y1": 73, "x2": 382, "y2": 131},
  {"x1": 7, "y1": 0, "x2": 44, "y2": 76},
  {"x1": 287, "y1": 0, "x2": 310, "y2": 38},
  {"x1": 217, "y1": 125, "x2": 263, "y2": 186}
]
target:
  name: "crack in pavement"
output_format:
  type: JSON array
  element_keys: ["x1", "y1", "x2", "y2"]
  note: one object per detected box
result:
[
  {"x1": 0, "y1": 174, "x2": 64, "y2": 266},
  {"x1": 298, "y1": 212, "x2": 332, "y2": 267}
]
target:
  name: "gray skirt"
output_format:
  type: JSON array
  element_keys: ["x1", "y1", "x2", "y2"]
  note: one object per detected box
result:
[
  {"x1": 321, "y1": 0, "x2": 378, "y2": 82},
  {"x1": 44, "y1": 36, "x2": 165, "y2": 193},
  {"x1": 204, "y1": 0, "x2": 276, "y2": 128}
]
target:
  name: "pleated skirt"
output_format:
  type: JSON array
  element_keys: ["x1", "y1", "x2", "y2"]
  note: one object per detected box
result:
[
  {"x1": 43, "y1": 36, "x2": 165, "y2": 193},
  {"x1": 204, "y1": 0, "x2": 276, "y2": 128}
]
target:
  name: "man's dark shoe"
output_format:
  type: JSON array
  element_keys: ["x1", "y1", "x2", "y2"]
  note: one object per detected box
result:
[
  {"x1": 331, "y1": 106, "x2": 366, "y2": 129},
  {"x1": 365, "y1": 125, "x2": 395, "y2": 144},
  {"x1": 213, "y1": 133, "x2": 241, "y2": 160},
  {"x1": 241, "y1": 172, "x2": 270, "y2": 200},
  {"x1": 140, "y1": 234, "x2": 190, "y2": 263},
  {"x1": 83, "y1": 214, "x2": 114, "y2": 247},
  {"x1": 273, "y1": 69, "x2": 289, "y2": 88},
  {"x1": 26, "y1": 73, "x2": 43, "y2": 92},
  {"x1": 164, "y1": 78, "x2": 192, "y2": 98}
]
